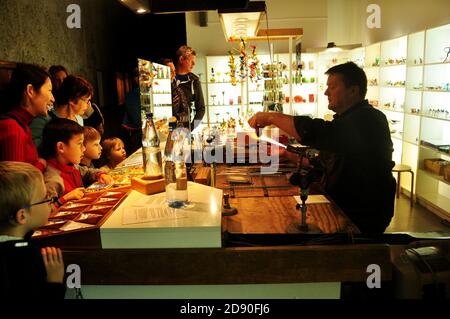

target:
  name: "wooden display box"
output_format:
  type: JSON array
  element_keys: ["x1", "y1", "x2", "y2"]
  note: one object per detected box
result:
[
  {"x1": 444, "y1": 165, "x2": 450, "y2": 182},
  {"x1": 131, "y1": 175, "x2": 165, "y2": 195},
  {"x1": 31, "y1": 186, "x2": 130, "y2": 249},
  {"x1": 424, "y1": 158, "x2": 448, "y2": 176}
]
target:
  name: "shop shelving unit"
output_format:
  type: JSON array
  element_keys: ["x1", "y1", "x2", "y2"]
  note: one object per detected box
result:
[
  {"x1": 197, "y1": 23, "x2": 450, "y2": 219},
  {"x1": 202, "y1": 53, "x2": 319, "y2": 124}
]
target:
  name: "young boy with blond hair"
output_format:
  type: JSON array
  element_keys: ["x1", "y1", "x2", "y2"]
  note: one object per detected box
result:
[
  {"x1": 80, "y1": 126, "x2": 102, "y2": 169},
  {"x1": 41, "y1": 118, "x2": 112, "y2": 206},
  {"x1": 0, "y1": 161, "x2": 65, "y2": 298}
]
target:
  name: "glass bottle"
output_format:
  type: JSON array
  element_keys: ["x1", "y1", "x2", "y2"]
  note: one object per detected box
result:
[
  {"x1": 164, "y1": 121, "x2": 188, "y2": 208},
  {"x1": 142, "y1": 112, "x2": 163, "y2": 178},
  {"x1": 210, "y1": 67, "x2": 216, "y2": 83}
]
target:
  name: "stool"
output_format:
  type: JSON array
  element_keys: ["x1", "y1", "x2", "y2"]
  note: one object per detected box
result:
[{"x1": 392, "y1": 164, "x2": 414, "y2": 206}]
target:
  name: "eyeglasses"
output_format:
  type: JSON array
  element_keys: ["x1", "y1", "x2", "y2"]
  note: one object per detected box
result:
[
  {"x1": 23, "y1": 196, "x2": 58, "y2": 209},
  {"x1": 80, "y1": 98, "x2": 91, "y2": 105}
]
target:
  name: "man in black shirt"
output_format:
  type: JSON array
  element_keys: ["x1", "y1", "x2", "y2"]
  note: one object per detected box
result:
[
  {"x1": 248, "y1": 62, "x2": 396, "y2": 233},
  {"x1": 175, "y1": 45, "x2": 205, "y2": 131}
]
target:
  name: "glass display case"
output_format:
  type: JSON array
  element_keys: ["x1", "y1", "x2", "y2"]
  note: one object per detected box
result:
[
  {"x1": 137, "y1": 58, "x2": 172, "y2": 122},
  {"x1": 204, "y1": 55, "x2": 246, "y2": 125},
  {"x1": 204, "y1": 53, "x2": 319, "y2": 123}
]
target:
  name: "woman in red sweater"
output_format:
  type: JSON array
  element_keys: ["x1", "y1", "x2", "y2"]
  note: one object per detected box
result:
[{"x1": 0, "y1": 63, "x2": 54, "y2": 172}]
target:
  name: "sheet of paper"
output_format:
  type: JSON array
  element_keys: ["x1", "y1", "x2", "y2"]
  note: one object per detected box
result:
[
  {"x1": 122, "y1": 206, "x2": 188, "y2": 225},
  {"x1": 293, "y1": 194, "x2": 330, "y2": 204},
  {"x1": 134, "y1": 195, "x2": 167, "y2": 207}
]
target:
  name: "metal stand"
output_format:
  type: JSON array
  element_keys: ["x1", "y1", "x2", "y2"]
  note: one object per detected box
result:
[
  {"x1": 222, "y1": 193, "x2": 238, "y2": 216},
  {"x1": 285, "y1": 150, "x2": 323, "y2": 234}
]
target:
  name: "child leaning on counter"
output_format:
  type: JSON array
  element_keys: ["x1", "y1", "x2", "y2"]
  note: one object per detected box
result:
[
  {"x1": 80, "y1": 126, "x2": 102, "y2": 169},
  {"x1": 0, "y1": 161, "x2": 65, "y2": 298},
  {"x1": 99, "y1": 137, "x2": 127, "y2": 173},
  {"x1": 41, "y1": 118, "x2": 112, "y2": 207}
]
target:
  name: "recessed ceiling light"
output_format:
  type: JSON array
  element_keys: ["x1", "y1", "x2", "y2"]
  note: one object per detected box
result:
[{"x1": 136, "y1": 8, "x2": 147, "y2": 14}]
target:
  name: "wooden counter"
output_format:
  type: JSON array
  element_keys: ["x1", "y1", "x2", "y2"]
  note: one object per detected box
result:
[{"x1": 35, "y1": 149, "x2": 394, "y2": 298}]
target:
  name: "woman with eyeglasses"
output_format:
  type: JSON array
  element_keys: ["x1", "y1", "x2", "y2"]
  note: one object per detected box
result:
[
  {"x1": 0, "y1": 63, "x2": 54, "y2": 172},
  {"x1": 29, "y1": 74, "x2": 94, "y2": 151}
]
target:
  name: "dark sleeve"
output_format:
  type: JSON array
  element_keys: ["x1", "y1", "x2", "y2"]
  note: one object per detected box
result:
[
  {"x1": 43, "y1": 282, "x2": 66, "y2": 299},
  {"x1": 293, "y1": 116, "x2": 332, "y2": 148},
  {"x1": 293, "y1": 115, "x2": 364, "y2": 154},
  {"x1": 0, "y1": 241, "x2": 66, "y2": 299},
  {"x1": 192, "y1": 78, "x2": 205, "y2": 128}
]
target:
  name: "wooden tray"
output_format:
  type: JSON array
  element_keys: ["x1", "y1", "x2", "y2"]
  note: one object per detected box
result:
[{"x1": 31, "y1": 185, "x2": 130, "y2": 249}]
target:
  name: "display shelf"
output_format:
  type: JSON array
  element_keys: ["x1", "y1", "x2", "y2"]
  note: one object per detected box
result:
[
  {"x1": 424, "y1": 61, "x2": 450, "y2": 66},
  {"x1": 364, "y1": 43, "x2": 381, "y2": 68},
  {"x1": 418, "y1": 168, "x2": 450, "y2": 187},
  {"x1": 380, "y1": 85, "x2": 406, "y2": 88},
  {"x1": 407, "y1": 31, "x2": 425, "y2": 66},
  {"x1": 419, "y1": 144, "x2": 450, "y2": 158},
  {"x1": 380, "y1": 63, "x2": 406, "y2": 67},
  {"x1": 425, "y1": 24, "x2": 450, "y2": 64},
  {"x1": 404, "y1": 111, "x2": 421, "y2": 117},
  {"x1": 206, "y1": 81, "x2": 240, "y2": 84},
  {"x1": 416, "y1": 191, "x2": 450, "y2": 220},
  {"x1": 422, "y1": 89, "x2": 450, "y2": 93},
  {"x1": 420, "y1": 114, "x2": 450, "y2": 122},
  {"x1": 208, "y1": 104, "x2": 243, "y2": 107},
  {"x1": 380, "y1": 36, "x2": 407, "y2": 65},
  {"x1": 377, "y1": 107, "x2": 404, "y2": 114}
]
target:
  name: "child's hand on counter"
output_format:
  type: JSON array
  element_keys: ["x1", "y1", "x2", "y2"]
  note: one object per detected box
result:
[
  {"x1": 98, "y1": 173, "x2": 113, "y2": 184},
  {"x1": 63, "y1": 187, "x2": 85, "y2": 201}
]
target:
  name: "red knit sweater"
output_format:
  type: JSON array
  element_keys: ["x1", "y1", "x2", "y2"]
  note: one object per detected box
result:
[
  {"x1": 45, "y1": 158, "x2": 83, "y2": 205},
  {"x1": 0, "y1": 108, "x2": 45, "y2": 172}
]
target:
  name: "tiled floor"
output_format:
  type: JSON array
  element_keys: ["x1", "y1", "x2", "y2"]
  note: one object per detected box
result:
[{"x1": 385, "y1": 194, "x2": 450, "y2": 233}]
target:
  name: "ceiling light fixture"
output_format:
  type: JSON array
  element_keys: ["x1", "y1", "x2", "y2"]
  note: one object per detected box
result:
[
  {"x1": 219, "y1": 1, "x2": 266, "y2": 41},
  {"x1": 325, "y1": 42, "x2": 343, "y2": 53},
  {"x1": 118, "y1": 0, "x2": 150, "y2": 14},
  {"x1": 136, "y1": 8, "x2": 148, "y2": 14}
]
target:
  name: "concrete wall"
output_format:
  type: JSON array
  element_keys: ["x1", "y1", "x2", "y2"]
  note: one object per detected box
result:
[{"x1": 0, "y1": 0, "x2": 115, "y2": 101}]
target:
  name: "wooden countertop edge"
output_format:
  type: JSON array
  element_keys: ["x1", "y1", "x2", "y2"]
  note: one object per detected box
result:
[{"x1": 63, "y1": 244, "x2": 391, "y2": 285}]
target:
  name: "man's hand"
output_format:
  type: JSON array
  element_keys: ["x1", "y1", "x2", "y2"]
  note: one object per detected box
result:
[
  {"x1": 41, "y1": 247, "x2": 64, "y2": 283},
  {"x1": 248, "y1": 112, "x2": 273, "y2": 130},
  {"x1": 98, "y1": 173, "x2": 113, "y2": 184}
]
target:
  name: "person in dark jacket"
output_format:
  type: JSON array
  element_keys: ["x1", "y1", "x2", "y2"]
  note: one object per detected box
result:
[
  {"x1": 175, "y1": 45, "x2": 205, "y2": 131},
  {"x1": 0, "y1": 161, "x2": 65, "y2": 299},
  {"x1": 248, "y1": 62, "x2": 396, "y2": 233}
]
